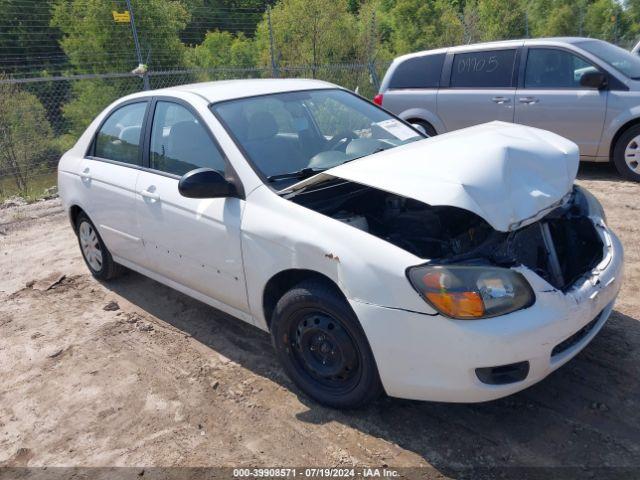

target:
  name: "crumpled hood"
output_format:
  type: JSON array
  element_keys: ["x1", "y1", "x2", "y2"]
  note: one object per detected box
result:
[{"x1": 285, "y1": 121, "x2": 579, "y2": 232}]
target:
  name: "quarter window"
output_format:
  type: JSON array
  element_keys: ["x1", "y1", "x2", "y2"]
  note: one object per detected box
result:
[
  {"x1": 94, "y1": 102, "x2": 147, "y2": 165},
  {"x1": 525, "y1": 48, "x2": 598, "y2": 88},
  {"x1": 389, "y1": 53, "x2": 445, "y2": 89},
  {"x1": 150, "y1": 101, "x2": 226, "y2": 176},
  {"x1": 450, "y1": 50, "x2": 516, "y2": 88}
]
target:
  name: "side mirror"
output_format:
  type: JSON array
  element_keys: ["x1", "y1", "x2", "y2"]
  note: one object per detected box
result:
[
  {"x1": 411, "y1": 123, "x2": 428, "y2": 136},
  {"x1": 580, "y1": 71, "x2": 607, "y2": 89},
  {"x1": 178, "y1": 168, "x2": 236, "y2": 198}
]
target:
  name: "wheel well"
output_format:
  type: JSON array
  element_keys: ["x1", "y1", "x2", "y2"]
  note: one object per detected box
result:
[
  {"x1": 262, "y1": 269, "x2": 347, "y2": 330},
  {"x1": 610, "y1": 118, "x2": 640, "y2": 161},
  {"x1": 69, "y1": 205, "x2": 85, "y2": 233},
  {"x1": 406, "y1": 118, "x2": 436, "y2": 135}
]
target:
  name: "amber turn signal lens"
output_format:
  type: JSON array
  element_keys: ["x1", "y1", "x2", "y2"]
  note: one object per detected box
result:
[
  {"x1": 425, "y1": 291, "x2": 485, "y2": 319},
  {"x1": 420, "y1": 271, "x2": 485, "y2": 318}
]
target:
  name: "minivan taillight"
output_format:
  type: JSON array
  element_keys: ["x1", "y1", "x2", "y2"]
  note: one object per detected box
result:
[{"x1": 373, "y1": 93, "x2": 383, "y2": 106}]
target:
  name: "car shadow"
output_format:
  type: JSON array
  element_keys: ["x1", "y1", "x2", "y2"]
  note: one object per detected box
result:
[
  {"x1": 577, "y1": 162, "x2": 621, "y2": 182},
  {"x1": 106, "y1": 271, "x2": 640, "y2": 475}
]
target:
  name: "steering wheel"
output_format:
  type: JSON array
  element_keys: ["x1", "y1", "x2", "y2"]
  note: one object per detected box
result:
[{"x1": 326, "y1": 129, "x2": 358, "y2": 151}]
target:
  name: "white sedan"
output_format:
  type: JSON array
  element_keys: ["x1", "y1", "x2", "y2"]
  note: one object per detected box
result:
[{"x1": 58, "y1": 79, "x2": 623, "y2": 408}]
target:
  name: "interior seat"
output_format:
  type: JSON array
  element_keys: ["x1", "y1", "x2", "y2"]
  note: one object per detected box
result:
[{"x1": 243, "y1": 111, "x2": 306, "y2": 177}]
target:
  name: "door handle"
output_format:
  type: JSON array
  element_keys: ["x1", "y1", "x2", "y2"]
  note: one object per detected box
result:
[
  {"x1": 491, "y1": 96, "x2": 511, "y2": 104},
  {"x1": 140, "y1": 188, "x2": 160, "y2": 202},
  {"x1": 80, "y1": 167, "x2": 91, "y2": 181},
  {"x1": 519, "y1": 96, "x2": 539, "y2": 105}
]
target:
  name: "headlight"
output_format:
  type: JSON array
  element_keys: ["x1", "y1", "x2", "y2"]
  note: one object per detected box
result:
[
  {"x1": 576, "y1": 186, "x2": 606, "y2": 224},
  {"x1": 407, "y1": 265, "x2": 535, "y2": 319}
]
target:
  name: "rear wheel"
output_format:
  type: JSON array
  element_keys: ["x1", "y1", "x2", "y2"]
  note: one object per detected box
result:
[
  {"x1": 613, "y1": 124, "x2": 640, "y2": 182},
  {"x1": 270, "y1": 280, "x2": 383, "y2": 409},
  {"x1": 75, "y1": 212, "x2": 122, "y2": 280},
  {"x1": 409, "y1": 119, "x2": 437, "y2": 137}
]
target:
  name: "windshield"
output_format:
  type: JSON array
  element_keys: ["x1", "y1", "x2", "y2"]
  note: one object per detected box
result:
[
  {"x1": 211, "y1": 89, "x2": 423, "y2": 187},
  {"x1": 576, "y1": 39, "x2": 640, "y2": 79}
]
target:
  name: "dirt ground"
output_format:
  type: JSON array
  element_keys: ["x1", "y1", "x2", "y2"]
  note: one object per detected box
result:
[{"x1": 0, "y1": 163, "x2": 639, "y2": 476}]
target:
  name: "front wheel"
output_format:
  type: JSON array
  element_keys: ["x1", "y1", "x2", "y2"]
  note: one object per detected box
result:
[
  {"x1": 270, "y1": 280, "x2": 383, "y2": 409},
  {"x1": 613, "y1": 125, "x2": 640, "y2": 182}
]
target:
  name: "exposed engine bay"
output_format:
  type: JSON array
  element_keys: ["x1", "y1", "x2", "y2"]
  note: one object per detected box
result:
[{"x1": 287, "y1": 179, "x2": 604, "y2": 291}]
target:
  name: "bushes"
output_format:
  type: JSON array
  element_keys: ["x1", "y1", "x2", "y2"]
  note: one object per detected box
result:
[{"x1": 0, "y1": 81, "x2": 57, "y2": 198}]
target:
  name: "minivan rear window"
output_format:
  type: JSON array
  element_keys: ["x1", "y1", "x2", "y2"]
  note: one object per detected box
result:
[
  {"x1": 389, "y1": 53, "x2": 445, "y2": 89},
  {"x1": 450, "y1": 49, "x2": 516, "y2": 88}
]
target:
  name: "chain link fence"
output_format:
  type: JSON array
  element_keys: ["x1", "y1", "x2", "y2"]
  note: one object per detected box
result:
[{"x1": 0, "y1": 62, "x2": 387, "y2": 202}]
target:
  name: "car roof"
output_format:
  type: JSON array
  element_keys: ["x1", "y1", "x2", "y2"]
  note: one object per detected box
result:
[
  {"x1": 394, "y1": 37, "x2": 600, "y2": 62},
  {"x1": 127, "y1": 78, "x2": 338, "y2": 104}
]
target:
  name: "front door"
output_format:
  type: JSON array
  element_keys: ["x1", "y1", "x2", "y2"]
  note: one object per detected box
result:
[
  {"x1": 81, "y1": 101, "x2": 148, "y2": 262},
  {"x1": 437, "y1": 49, "x2": 518, "y2": 131},
  {"x1": 135, "y1": 100, "x2": 248, "y2": 312},
  {"x1": 514, "y1": 47, "x2": 607, "y2": 157}
]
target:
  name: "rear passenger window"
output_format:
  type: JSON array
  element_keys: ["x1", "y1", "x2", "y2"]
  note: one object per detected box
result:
[
  {"x1": 150, "y1": 101, "x2": 226, "y2": 177},
  {"x1": 451, "y1": 50, "x2": 516, "y2": 88},
  {"x1": 94, "y1": 102, "x2": 147, "y2": 165},
  {"x1": 389, "y1": 53, "x2": 445, "y2": 89}
]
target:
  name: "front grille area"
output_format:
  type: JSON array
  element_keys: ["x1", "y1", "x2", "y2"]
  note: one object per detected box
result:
[{"x1": 551, "y1": 313, "x2": 602, "y2": 357}]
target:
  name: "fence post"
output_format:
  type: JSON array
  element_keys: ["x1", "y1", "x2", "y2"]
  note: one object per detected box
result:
[
  {"x1": 367, "y1": 9, "x2": 380, "y2": 91},
  {"x1": 125, "y1": 0, "x2": 150, "y2": 90},
  {"x1": 267, "y1": 6, "x2": 279, "y2": 78}
]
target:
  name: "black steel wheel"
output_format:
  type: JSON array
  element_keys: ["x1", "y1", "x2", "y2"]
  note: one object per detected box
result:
[{"x1": 271, "y1": 279, "x2": 383, "y2": 409}]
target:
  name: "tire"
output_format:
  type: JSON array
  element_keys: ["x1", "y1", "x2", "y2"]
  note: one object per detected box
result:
[
  {"x1": 270, "y1": 279, "x2": 383, "y2": 409},
  {"x1": 410, "y1": 119, "x2": 437, "y2": 137},
  {"x1": 75, "y1": 212, "x2": 122, "y2": 280},
  {"x1": 613, "y1": 124, "x2": 640, "y2": 182}
]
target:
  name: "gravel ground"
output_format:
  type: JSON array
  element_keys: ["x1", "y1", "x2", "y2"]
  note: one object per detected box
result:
[{"x1": 0, "y1": 163, "x2": 639, "y2": 477}]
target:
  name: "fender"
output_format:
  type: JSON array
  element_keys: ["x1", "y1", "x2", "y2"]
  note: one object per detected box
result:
[
  {"x1": 241, "y1": 186, "x2": 436, "y2": 330},
  {"x1": 599, "y1": 104, "x2": 640, "y2": 159}
]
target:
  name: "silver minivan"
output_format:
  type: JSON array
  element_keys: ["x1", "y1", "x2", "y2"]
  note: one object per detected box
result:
[{"x1": 376, "y1": 37, "x2": 640, "y2": 181}]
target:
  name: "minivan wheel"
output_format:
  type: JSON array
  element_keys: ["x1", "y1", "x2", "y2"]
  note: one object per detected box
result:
[
  {"x1": 613, "y1": 125, "x2": 640, "y2": 182},
  {"x1": 270, "y1": 280, "x2": 383, "y2": 409},
  {"x1": 75, "y1": 212, "x2": 122, "y2": 280},
  {"x1": 409, "y1": 119, "x2": 437, "y2": 137}
]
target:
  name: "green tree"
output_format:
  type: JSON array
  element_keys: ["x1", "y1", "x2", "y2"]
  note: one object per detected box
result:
[
  {"x1": 62, "y1": 80, "x2": 123, "y2": 137},
  {"x1": 0, "y1": 79, "x2": 55, "y2": 195},
  {"x1": 185, "y1": 30, "x2": 257, "y2": 70},
  {"x1": 476, "y1": 0, "x2": 525, "y2": 41},
  {"x1": 181, "y1": 0, "x2": 269, "y2": 44},
  {"x1": 254, "y1": 0, "x2": 358, "y2": 72},
  {"x1": 376, "y1": 0, "x2": 464, "y2": 55},
  {"x1": 583, "y1": 0, "x2": 627, "y2": 44},
  {"x1": 0, "y1": 0, "x2": 65, "y2": 76},
  {"x1": 51, "y1": 0, "x2": 190, "y2": 74}
]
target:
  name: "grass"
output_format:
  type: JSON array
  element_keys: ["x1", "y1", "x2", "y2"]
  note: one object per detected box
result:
[{"x1": 0, "y1": 170, "x2": 57, "y2": 203}]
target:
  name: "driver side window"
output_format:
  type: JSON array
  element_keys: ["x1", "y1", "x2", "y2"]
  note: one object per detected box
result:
[
  {"x1": 525, "y1": 48, "x2": 598, "y2": 89},
  {"x1": 150, "y1": 101, "x2": 226, "y2": 176}
]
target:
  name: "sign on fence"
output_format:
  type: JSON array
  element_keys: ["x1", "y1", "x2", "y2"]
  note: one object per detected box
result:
[{"x1": 112, "y1": 11, "x2": 131, "y2": 23}]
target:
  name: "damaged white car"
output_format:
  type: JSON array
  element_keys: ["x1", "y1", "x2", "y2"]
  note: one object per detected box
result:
[{"x1": 58, "y1": 80, "x2": 623, "y2": 408}]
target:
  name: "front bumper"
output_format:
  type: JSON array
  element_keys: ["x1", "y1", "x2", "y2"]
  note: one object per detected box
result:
[{"x1": 354, "y1": 224, "x2": 624, "y2": 403}]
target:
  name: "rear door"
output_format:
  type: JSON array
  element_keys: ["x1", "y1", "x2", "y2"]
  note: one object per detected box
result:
[
  {"x1": 135, "y1": 98, "x2": 248, "y2": 312},
  {"x1": 514, "y1": 47, "x2": 607, "y2": 157},
  {"x1": 80, "y1": 100, "x2": 148, "y2": 262},
  {"x1": 437, "y1": 48, "x2": 518, "y2": 131}
]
